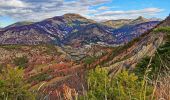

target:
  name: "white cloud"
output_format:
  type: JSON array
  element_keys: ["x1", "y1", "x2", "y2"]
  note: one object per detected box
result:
[
  {"x1": 93, "y1": 8, "x2": 164, "y2": 21},
  {"x1": 0, "y1": 0, "x2": 28, "y2": 8},
  {"x1": 95, "y1": 8, "x2": 164, "y2": 16},
  {"x1": 0, "y1": 0, "x2": 164, "y2": 22},
  {"x1": 0, "y1": 0, "x2": 107, "y2": 21}
]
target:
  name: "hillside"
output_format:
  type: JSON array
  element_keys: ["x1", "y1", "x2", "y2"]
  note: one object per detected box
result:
[
  {"x1": 102, "y1": 16, "x2": 160, "y2": 29},
  {"x1": 101, "y1": 16, "x2": 170, "y2": 76},
  {"x1": 0, "y1": 14, "x2": 159, "y2": 46},
  {"x1": 0, "y1": 14, "x2": 169, "y2": 100},
  {"x1": 0, "y1": 14, "x2": 94, "y2": 45}
]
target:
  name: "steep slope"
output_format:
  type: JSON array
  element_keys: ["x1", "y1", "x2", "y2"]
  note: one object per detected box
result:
[{"x1": 104, "y1": 16, "x2": 170, "y2": 76}]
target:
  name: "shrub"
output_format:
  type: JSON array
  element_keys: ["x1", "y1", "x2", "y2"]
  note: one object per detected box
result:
[
  {"x1": 0, "y1": 65, "x2": 35, "y2": 100},
  {"x1": 13, "y1": 56, "x2": 28, "y2": 69},
  {"x1": 29, "y1": 72, "x2": 50, "y2": 83},
  {"x1": 84, "y1": 56, "x2": 97, "y2": 65},
  {"x1": 154, "y1": 27, "x2": 170, "y2": 33},
  {"x1": 85, "y1": 66, "x2": 112, "y2": 100},
  {"x1": 82, "y1": 67, "x2": 153, "y2": 100},
  {"x1": 111, "y1": 70, "x2": 152, "y2": 100},
  {"x1": 154, "y1": 27, "x2": 170, "y2": 41}
]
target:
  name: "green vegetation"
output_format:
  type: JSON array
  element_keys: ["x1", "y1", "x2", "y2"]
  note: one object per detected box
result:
[
  {"x1": 81, "y1": 66, "x2": 153, "y2": 100},
  {"x1": 0, "y1": 64, "x2": 3, "y2": 73},
  {"x1": 28, "y1": 70, "x2": 52, "y2": 83},
  {"x1": 0, "y1": 65, "x2": 35, "y2": 100},
  {"x1": 135, "y1": 27, "x2": 170, "y2": 79},
  {"x1": 84, "y1": 56, "x2": 97, "y2": 65},
  {"x1": 68, "y1": 22, "x2": 73, "y2": 27},
  {"x1": 131, "y1": 26, "x2": 170, "y2": 99},
  {"x1": 13, "y1": 56, "x2": 28, "y2": 69},
  {"x1": 84, "y1": 66, "x2": 112, "y2": 100},
  {"x1": 154, "y1": 26, "x2": 170, "y2": 33},
  {"x1": 154, "y1": 27, "x2": 170, "y2": 42},
  {"x1": 0, "y1": 45, "x2": 22, "y2": 50},
  {"x1": 82, "y1": 26, "x2": 170, "y2": 99},
  {"x1": 42, "y1": 44, "x2": 62, "y2": 55}
]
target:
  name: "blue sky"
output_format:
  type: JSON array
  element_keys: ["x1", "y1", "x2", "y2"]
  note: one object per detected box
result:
[{"x1": 0, "y1": 0, "x2": 170, "y2": 27}]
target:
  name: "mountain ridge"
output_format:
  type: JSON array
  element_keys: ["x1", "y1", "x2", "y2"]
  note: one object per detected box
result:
[
  {"x1": 102, "y1": 16, "x2": 161, "y2": 28},
  {"x1": 0, "y1": 14, "x2": 160, "y2": 47}
]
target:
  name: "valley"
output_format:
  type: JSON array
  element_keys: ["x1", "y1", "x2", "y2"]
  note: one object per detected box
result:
[{"x1": 0, "y1": 14, "x2": 169, "y2": 100}]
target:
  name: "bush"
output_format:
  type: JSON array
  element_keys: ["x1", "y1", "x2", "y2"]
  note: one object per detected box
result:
[
  {"x1": 82, "y1": 67, "x2": 153, "y2": 100},
  {"x1": 0, "y1": 65, "x2": 35, "y2": 100},
  {"x1": 154, "y1": 27, "x2": 170, "y2": 33},
  {"x1": 84, "y1": 56, "x2": 97, "y2": 65},
  {"x1": 13, "y1": 56, "x2": 28, "y2": 69},
  {"x1": 85, "y1": 66, "x2": 112, "y2": 100},
  {"x1": 154, "y1": 27, "x2": 170, "y2": 41},
  {"x1": 111, "y1": 71, "x2": 152, "y2": 100},
  {"x1": 28, "y1": 72, "x2": 50, "y2": 83}
]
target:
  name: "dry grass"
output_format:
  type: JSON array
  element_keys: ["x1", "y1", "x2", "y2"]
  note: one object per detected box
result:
[{"x1": 154, "y1": 76, "x2": 170, "y2": 100}]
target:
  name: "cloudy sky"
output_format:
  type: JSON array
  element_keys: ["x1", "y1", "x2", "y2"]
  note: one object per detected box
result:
[{"x1": 0, "y1": 0, "x2": 169, "y2": 27}]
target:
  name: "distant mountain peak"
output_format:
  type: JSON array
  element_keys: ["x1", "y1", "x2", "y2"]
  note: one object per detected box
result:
[
  {"x1": 63, "y1": 13, "x2": 87, "y2": 19},
  {"x1": 128, "y1": 16, "x2": 149, "y2": 25},
  {"x1": 62, "y1": 13, "x2": 95, "y2": 23},
  {"x1": 135, "y1": 16, "x2": 147, "y2": 21},
  {"x1": 137, "y1": 16, "x2": 145, "y2": 19}
]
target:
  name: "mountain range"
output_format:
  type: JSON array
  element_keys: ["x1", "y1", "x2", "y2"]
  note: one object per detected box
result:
[{"x1": 0, "y1": 14, "x2": 160, "y2": 47}]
